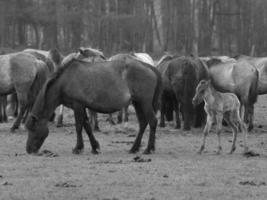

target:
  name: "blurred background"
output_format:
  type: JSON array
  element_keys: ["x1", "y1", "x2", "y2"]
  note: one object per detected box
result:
[{"x1": 0, "y1": 0, "x2": 266, "y2": 56}]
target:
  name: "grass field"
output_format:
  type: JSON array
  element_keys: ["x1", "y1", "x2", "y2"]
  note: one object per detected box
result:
[{"x1": 1, "y1": 95, "x2": 267, "y2": 200}]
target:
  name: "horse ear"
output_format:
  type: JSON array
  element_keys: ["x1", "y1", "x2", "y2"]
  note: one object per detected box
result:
[
  {"x1": 100, "y1": 54, "x2": 106, "y2": 60},
  {"x1": 79, "y1": 47, "x2": 86, "y2": 56},
  {"x1": 79, "y1": 47, "x2": 85, "y2": 55}
]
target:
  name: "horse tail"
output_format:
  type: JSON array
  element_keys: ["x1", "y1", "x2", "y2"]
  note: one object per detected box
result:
[
  {"x1": 30, "y1": 62, "x2": 49, "y2": 105},
  {"x1": 248, "y1": 68, "x2": 259, "y2": 105},
  {"x1": 183, "y1": 60, "x2": 197, "y2": 104},
  {"x1": 149, "y1": 66, "x2": 163, "y2": 113}
]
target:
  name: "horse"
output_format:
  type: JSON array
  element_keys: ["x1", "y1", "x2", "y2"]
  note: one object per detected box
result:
[
  {"x1": 25, "y1": 56, "x2": 162, "y2": 155},
  {"x1": 107, "y1": 52, "x2": 155, "y2": 123},
  {"x1": 203, "y1": 58, "x2": 258, "y2": 131},
  {"x1": 157, "y1": 55, "x2": 209, "y2": 130},
  {"x1": 156, "y1": 54, "x2": 178, "y2": 126},
  {"x1": 192, "y1": 80, "x2": 248, "y2": 154},
  {"x1": 0, "y1": 52, "x2": 50, "y2": 131}
]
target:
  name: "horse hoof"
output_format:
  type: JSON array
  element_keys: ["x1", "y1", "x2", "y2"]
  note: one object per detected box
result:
[
  {"x1": 143, "y1": 148, "x2": 153, "y2": 154},
  {"x1": 129, "y1": 148, "x2": 139, "y2": 154},
  {"x1": 183, "y1": 126, "x2": 191, "y2": 131},
  {"x1": 93, "y1": 141, "x2": 100, "y2": 151},
  {"x1": 56, "y1": 123, "x2": 63, "y2": 128},
  {"x1": 91, "y1": 149, "x2": 100, "y2": 154},
  {"x1": 72, "y1": 148, "x2": 84, "y2": 154}
]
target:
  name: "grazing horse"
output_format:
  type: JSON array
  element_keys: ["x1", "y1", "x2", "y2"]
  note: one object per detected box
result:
[
  {"x1": 192, "y1": 80, "x2": 248, "y2": 154},
  {"x1": 204, "y1": 58, "x2": 258, "y2": 131},
  {"x1": 157, "y1": 55, "x2": 209, "y2": 130},
  {"x1": 25, "y1": 57, "x2": 162, "y2": 155},
  {"x1": 0, "y1": 52, "x2": 49, "y2": 131}
]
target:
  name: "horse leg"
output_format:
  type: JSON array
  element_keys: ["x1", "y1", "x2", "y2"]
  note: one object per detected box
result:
[
  {"x1": 117, "y1": 110, "x2": 123, "y2": 124},
  {"x1": 56, "y1": 105, "x2": 64, "y2": 127},
  {"x1": 129, "y1": 101, "x2": 148, "y2": 153},
  {"x1": 174, "y1": 101, "x2": 181, "y2": 129},
  {"x1": 194, "y1": 102, "x2": 205, "y2": 128},
  {"x1": 10, "y1": 93, "x2": 28, "y2": 132},
  {"x1": 215, "y1": 114, "x2": 223, "y2": 154},
  {"x1": 2, "y1": 96, "x2": 7, "y2": 122},
  {"x1": 198, "y1": 115, "x2": 212, "y2": 154},
  {"x1": 159, "y1": 95, "x2": 166, "y2": 127},
  {"x1": 124, "y1": 105, "x2": 129, "y2": 122},
  {"x1": 183, "y1": 103, "x2": 193, "y2": 131},
  {"x1": 22, "y1": 108, "x2": 30, "y2": 123},
  {"x1": 107, "y1": 113, "x2": 116, "y2": 125},
  {"x1": 89, "y1": 110, "x2": 100, "y2": 131},
  {"x1": 83, "y1": 110, "x2": 100, "y2": 154},
  {"x1": 236, "y1": 110, "x2": 249, "y2": 153},
  {"x1": 0, "y1": 97, "x2": 3, "y2": 123},
  {"x1": 72, "y1": 106, "x2": 85, "y2": 154},
  {"x1": 246, "y1": 104, "x2": 254, "y2": 131},
  {"x1": 224, "y1": 112, "x2": 238, "y2": 154},
  {"x1": 143, "y1": 106, "x2": 157, "y2": 154}
]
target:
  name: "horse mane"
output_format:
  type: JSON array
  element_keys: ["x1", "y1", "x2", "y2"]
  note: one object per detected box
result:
[
  {"x1": 79, "y1": 47, "x2": 106, "y2": 59},
  {"x1": 205, "y1": 58, "x2": 223, "y2": 68},
  {"x1": 233, "y1": 54, "x2": 248, "y2": 60},
  {"x1": 41, "y1": 49, "x2": 106, "y2": 105}
]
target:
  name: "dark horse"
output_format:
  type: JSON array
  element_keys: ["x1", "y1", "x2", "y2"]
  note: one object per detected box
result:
[
  {"x1": 108, "y1": 52, "x2": 155, "y2": 123},
  {"x1": 25, "y1": 57, "x2": 162, "y2": 155},
  {"x1": 157, "y1": 55, "x2": 209, "y2": 130}
]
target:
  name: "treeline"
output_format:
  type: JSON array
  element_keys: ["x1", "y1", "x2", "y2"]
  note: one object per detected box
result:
[{"x1": 0, "y1": 0, "x2": 267, "y2": 56}]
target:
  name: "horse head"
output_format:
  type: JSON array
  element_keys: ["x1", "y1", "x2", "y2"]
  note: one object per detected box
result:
[
  {"x1": 25, "y1": 114, "x2": 49, "y2": 154},
  {"x1": 192, "y1": 80, "x2": 210, "y2": 106}
]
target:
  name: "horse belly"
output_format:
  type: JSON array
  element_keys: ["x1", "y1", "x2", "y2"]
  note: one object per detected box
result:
[{"x1": 93, "y1": 88, "x2": 131, "y2": 112}]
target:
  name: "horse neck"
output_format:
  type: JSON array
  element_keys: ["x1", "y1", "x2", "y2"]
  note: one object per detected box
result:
[
  {"x1": 203, "y1": 84, "x2": 217, "y2": 105},
  {"x1": 32, "y1": 81, "x2": 61, "y2": 120}
]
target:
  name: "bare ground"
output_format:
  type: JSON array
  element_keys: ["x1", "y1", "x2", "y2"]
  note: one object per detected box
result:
[{"x1": 1, "y1": 95, "x2": 267, "y2": 200}]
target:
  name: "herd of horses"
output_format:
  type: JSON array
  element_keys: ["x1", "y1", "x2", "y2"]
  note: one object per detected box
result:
[{"x1": 0, "y1": 47, "x2": 266, "y2": 156}]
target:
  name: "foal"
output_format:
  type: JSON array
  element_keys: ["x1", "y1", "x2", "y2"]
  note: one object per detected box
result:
[{"x1": 192, "y1": 80, "x2": 248, "y2": 154}]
